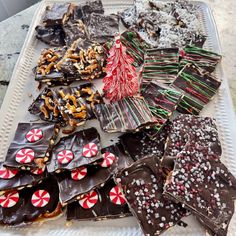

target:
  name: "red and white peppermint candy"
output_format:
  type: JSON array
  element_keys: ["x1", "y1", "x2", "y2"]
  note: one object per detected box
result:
[
  {"x1": 57, "y1": 150, "x2": 74, "y2": 164},
  {"x1": 100, "y1": 152, "x2": 116, "y2": 168},
  {"x1": 0, "y1": 166, "x2": 18, "y2": 179},
  {"x1": 31, "y1": 190, "x2": 50, "y2": 208},
  {"x1": 79, "y1": 190, "x2": 98, "y2": 209},
  {"x1": 71, "y1": 166, "x2": 87, "y2": 181},
  {"x1": 15, "y1": 148, "x2": 35, "y2": 164},
  {"x1": 26, "y1": 128, "x2": 43, "y2": 143},
  {"x1": 0, "y1": 191, "x2": 19, "y2": 208},
  {"x1": 31, "y1": 165, "x2": 45, "y2": 175},
  {"x1": 82, "y1": 143, "x2": 98, "y2": 158},
  {"x1": 109, "y1": 186, "x2": 126, "y2": 205}
]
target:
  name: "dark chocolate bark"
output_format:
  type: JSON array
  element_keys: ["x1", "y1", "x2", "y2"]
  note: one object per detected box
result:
[
  {"x1": 142, "y1": 48, "x2": 180, "y2": 83},
  {"x1": 4, "y1": 123, "x2": 59, "y2": 170},
  {"x1": 0, "y1": 175, "x2": 60, "y2": 225},
  {"x1": 66, "y1": 179, "x2": 131, "y2": 221},
  {"x1": 119, "y1": 6, "x2": 137, "y2": 29},
  {"x1": 93, "y1": 97, "x2": 158, "y2": 133},
  {"x1": 81, "y1": 0, "x2": 104, "y2": 21},
  {"x1": 164, "y1": 143, "x2": 236, "y2": 236},
  {"x1": 116, "y1": 156, "x2": 186, "y2": 235},
  {"x1": 47, "y1": 127, "x2": 101, "y2": 173},
  {"x1": 86, "y1": 13, "x2": 119, "y2": 43}
]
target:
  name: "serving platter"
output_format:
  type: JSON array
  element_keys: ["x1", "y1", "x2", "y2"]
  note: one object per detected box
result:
[{"x1": 0, "y1": 0, "x2": 236, "y2": 235}]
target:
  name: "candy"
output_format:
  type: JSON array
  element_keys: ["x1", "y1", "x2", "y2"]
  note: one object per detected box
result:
[
  {"x1": 0, "y1": 167, "x2": 18, "y2": 179},
  {"x1": 31, "y1": 165, "x2": 46, "y2": 175},
  {"x1": 82, "y1": 143, "x2": 98, "y2": 158},
  {"x1": 71, "y1": 166, "x2": 87, "y2": 181},
  {"x1": 31, "y1": 189, "x2": 50, "y2": 208},
  {"x1": 15, "y1": 148, "x2": 35, "y2": 164},
  {"x1": 100, "y1": 152, "x2": 116, "y2": 168},
  {"x1": 26, "y1": 128, "x2": 43, "y2": 143},
  {"x1": 109, "y1": 186, "x2": 126, "y2": 205},
  {"x1": 57, "y1": 150, "x2": 74, "y2": 164},
  {"x1": 0, "y1": 191, "x2": 19, "y2": 208},
  {"x1": 79, "y1": 190, "x2": 98, "y2": 209}
]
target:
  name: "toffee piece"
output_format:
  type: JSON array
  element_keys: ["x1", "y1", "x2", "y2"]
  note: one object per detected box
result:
[
  {"x1": 66, "y1": 179, "x2": 131, "y2": 221},
  {"x1": 4, "y1": 123, "x2": 59, "y2": 170},
  {"x1": 116, "y1": 156, "x2": 186, "y2": 236}
]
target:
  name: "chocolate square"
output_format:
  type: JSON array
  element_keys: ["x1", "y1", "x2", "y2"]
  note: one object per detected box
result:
[
  {"x1": 47, "y1": 127, "x2": 101, "y2": 173},
  {"x1": 4, "y1": 123, "x2": 59, "y2": 170},
  {"x1": 115, "y1": 156, "x2": 186, "y2": 235},
  {"x1": 66, "y1": 179, "x2": 131, "y2": 221}
]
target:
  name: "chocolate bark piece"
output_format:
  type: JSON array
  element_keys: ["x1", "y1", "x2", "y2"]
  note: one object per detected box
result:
[
  {"x1": 120, "y1": 123, "x2": 170, "y2": 161},
  {"x1": 119, "y1": 6, "x2": 137, "y2": 28},
  {"x1": 66, "y1": 179, "x2": 131, "y2": 221},
  {"x1": 142, "y1": 48, "x2": 180, "y2": 83},
  {"x1": 115, "y1": 156, "x2": 186, "y2": 235},
  {"x1": 0, "y1": 163, "x2": 46, "y2": 193},
  {"x1": 4, "y1": 123, "x2": 59, "y2": 170},
  {"x1": 121, "y1": 31, "x2": 150, "y2": 67},
  {"x1": 47, "y1": 127, "x2": 101, "y2": 173},
  {"x1": 81, "y1": 0, "x2": 104, "y2": 21},
  {"x1": 28, "y1": 88, "x2": 65, "y2": 124},
  {"x1": 93, "y1": 97, "x2": 158, "y2": 133},
  {"x1": 57, "y1": 38, "x2": 106, "y2": 80},
  {"x1": 86, "y1": 13, "x2": 119, "y2": 43},
  {"x1": 141, "y1": 82, "x2": 182, "y2": 131},
  {"x1": 180, "y1": 45, "x2": 222, "y2": 72},
  {"x1": 56, "y1": 143, "x2": 133, "y2": 204},
  {"x1": 35, "y1": 25, "x2": 65, "y2": 47},
  {"x1": 163, "y1": 114, "x2": 222, "y2": 171},
  {"x1": 164, "y1": 143, "x2": 236, "y2": 236},
  {"x1": 0, "y1": 175, "x2": 60, "y2": 225},
  {"x1": 172, "y1": 64, "x2": 221, "y2": 105},
  {"x1": 43, "y1": 3, "x2": 74, "y2": 26}
]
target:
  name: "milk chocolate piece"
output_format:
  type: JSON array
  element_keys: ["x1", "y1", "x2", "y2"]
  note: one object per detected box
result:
[
  {"x1": 56, "y1": 143, "x2": 133, "y2": 204},
  {"x1": 66, "y1": 179, "x2": 131, "y2": 221},
  {"x1": 94, "y1": 97, "x2": 158, "y2": 133},
  {"x1": 116, "y1": 156, "x2": 186, "y2": 235},
  {"x1": 0, "y1": 175, "x2": 60, "y2": 225},
  {"x1": 4, "y1": 123, "x2": 59, "y2": 170},
  {"x1": 164, "y1": 143, "x2": 236, "y2": 236},
  {"x1": 47, "y1": 127, "x2": 101, "y2": 173},
  {"x1": 86, "y1": 13, "x2": 119, "y2": 43}
]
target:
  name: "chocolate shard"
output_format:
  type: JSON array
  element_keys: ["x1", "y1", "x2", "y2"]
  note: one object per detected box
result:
[
  {"x1": 56, "y1": 142, "x2": 134, "y2": 204},
  {"x1": 141, "y1": 82, "x2": 182, "y2": 131},
  {"x1": 94, "y1": 97, "x2": 158, "y2": 133},
  {"x1": 142, "y1": 48, "x2": 180, "y2": 83},
  {"x1": 35, "y1": 25, "x2": 65, "y2": 47},
  {"x1": 162, "y1": 114, "x2": 222, "y2": 171},
  {"x1": 180, "y1": 45, "x2": 222, "y2": 73},
  {"x1": 86, "y1": 13, "x2": 119, "y2": 43},
  {"x1": 0, "y1": 175, "x2": 61, "y2": 225},
  {"x1": 4, "y1": 123, "x2": 59, "y2": 170},
  {"x1": 66, "y1": 179, "x2": 131, "y2": 221},
  {"x1": 120, "y1": 123, "x2": 170, "y2": 161},
  {"x1": 81, "y1": 0, "x2": 104, "y2": 21},
  {"x1": 115, "y1": 155, "x2": 187, "y2": 236},
  {"x1": 119, "y1": 6, "x2": 137, "y2": 29},
  {"x1": 171, "y1": 64, "x2": 221, "y2": 106},
  {"x1": 0, "y1": 162, "x2": 46, "y2": 193},
  {"x1": 43, "y1": 3, "x2": 74, "y2": 26},
  {"x1": 164, "y1": 143, "x2": 236, "y2": 236},
  {"x1": 47, "y1": 127, "x2": 102, "y2": 173}
]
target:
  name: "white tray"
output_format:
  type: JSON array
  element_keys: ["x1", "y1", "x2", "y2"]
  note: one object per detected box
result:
[{"x1": 0, "y1": 0, "x2": 236, "y2": 235}]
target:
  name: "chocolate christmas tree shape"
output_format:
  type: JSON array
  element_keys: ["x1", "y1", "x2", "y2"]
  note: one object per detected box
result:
[
  {"x1": 66, "y1": 179, "x2": 131, "y2": 221},
  {"x1": 180, "y1": 45, "x2": 222, "y2": 73},
  {"x1": 47, "y1": 128, "x2": 101, "y2": 173},
  {"x1": 103, "y1": 35, "x2": 139, "y2": 102},
  {"x1": 94, "y1": 97, "x2": 158, "y2": 133},
  {"x1": 4, "y1": 123, "x2": 59, "y2": 170},
  {"x1": 0, "y1": 175, "x2": 61, "y2": 225},
  {"x1": 141, "y1": 82, "x2": 182, "y2": 131},
  {"x1": 115, "y1": 155, "x2": 187, "y2": 236},
  {"x1": 164, "y1": 143, "x2": 236, "y2": 236},
  {"x1": 142, "y1": 48, "x2": 180, "y2": 83}
]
